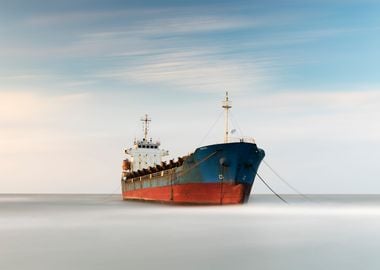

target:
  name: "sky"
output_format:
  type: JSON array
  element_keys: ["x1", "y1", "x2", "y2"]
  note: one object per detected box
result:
[{"x1": 1, "y1": 0, "x2": 380, "y2": 194}]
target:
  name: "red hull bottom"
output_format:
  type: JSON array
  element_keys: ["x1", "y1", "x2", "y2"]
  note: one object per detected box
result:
[{"x1": 122, "y1": 183, "x2": 246, "y2": 205}]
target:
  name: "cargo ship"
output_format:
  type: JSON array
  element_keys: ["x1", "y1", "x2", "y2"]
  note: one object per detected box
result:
[{"x1": 121, "y1": 92, "x2": 265, "y2": 204}]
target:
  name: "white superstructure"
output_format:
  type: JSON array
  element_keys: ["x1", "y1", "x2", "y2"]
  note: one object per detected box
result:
[{"x1": 124, "y1": 114, "x2": 169, "y2": 172}]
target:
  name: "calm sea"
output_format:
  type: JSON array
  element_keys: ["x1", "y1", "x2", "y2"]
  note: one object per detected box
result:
[{"x1": 1, "y1": 194, "x2": 380, "y2": 270}]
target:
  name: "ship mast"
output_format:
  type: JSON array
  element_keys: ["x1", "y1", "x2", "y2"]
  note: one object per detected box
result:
[
  {"x1": 141, "y1": 114, "x2": 151, "y2": 140},
  {"x1": 222, "y1": 91, "x2": 232, "y2": 143}
]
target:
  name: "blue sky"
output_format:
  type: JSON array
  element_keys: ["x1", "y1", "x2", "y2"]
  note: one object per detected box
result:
[{"x1": 1, "y1": 0, "x2": 380, "y2": 193}]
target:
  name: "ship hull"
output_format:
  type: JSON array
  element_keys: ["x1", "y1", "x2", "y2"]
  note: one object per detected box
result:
[
  {"x1": 123, "y1": 183, "x2": 251, "y2": 204},
  {"x1": 121, "y1": 142, "x2": 265, "y2": 205}
]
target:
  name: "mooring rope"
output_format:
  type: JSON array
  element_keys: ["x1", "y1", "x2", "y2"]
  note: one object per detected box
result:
[
  {"x1": 256, "y1": 173, "x2": 288, "y2": 204},
  {"x1": 263, "y1": 160, "x2": 311, "y2": 201},
  {"x1": 99, "y1": 182, "x2": 122, "y2": 202}
]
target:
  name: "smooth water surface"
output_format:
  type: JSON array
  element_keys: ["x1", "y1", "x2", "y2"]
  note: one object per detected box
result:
[{"x1": 1, "y1": 194, "x2": 380, "y2": 270}]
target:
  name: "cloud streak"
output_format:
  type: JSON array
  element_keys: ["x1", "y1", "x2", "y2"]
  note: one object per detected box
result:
[{"x1": 0, "y1": 5, "x2": 363, "y2": 94}]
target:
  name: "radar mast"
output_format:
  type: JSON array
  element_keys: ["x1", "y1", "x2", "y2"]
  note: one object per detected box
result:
[
  {"x1": 222, "y1": 91, "x2": 232, "y2": 143},
  {"x1": 141, "y1": 114, "x2": 151, "y2": 140}
]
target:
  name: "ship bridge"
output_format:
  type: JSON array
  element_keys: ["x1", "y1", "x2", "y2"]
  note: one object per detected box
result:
[
  {"x1": 135, "y1": 137, "x2": 160, "y2": 149},
  {"x1": 124, "y1": 115, "x2": 169, "y2": 172}
]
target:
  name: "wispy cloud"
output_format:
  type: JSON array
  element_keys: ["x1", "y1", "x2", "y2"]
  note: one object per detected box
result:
[
  {"x1": 0, "y1": 74, "x2": 47, "y2": 81},
  {"x1": 1, "y1": 5, "x2": 362, "y2": 95},
  {"x1": 77, "y1": 21, "x2": 367, "y2": 91},
  {"x1": 23, "y1": 8, "x2": 163, "y2": 27},
  {"x1": 1, "y1": 10, "x2": 285, "y2": 92},
  {"x1": 68, "y1": 12, "x2": 293, "y2": 92},
  {"x1": 96, "y1": 52, "x2": 273, "y2": 93},
  {"x1": 243, "y1": 28, "x2": 360, "y2": 50}
]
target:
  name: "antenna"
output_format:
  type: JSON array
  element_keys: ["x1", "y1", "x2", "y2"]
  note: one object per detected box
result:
[
  {"x1": 222, "y1": 91, "x2": 232, "y2": 143},
  {"x1": 141, "y1": 114, "x2": 151, "y2": 140}
]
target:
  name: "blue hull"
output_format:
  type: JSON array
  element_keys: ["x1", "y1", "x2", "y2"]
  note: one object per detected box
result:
[{"x1": 177, "y1": 142, "x2": 265, "y2": 202}]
